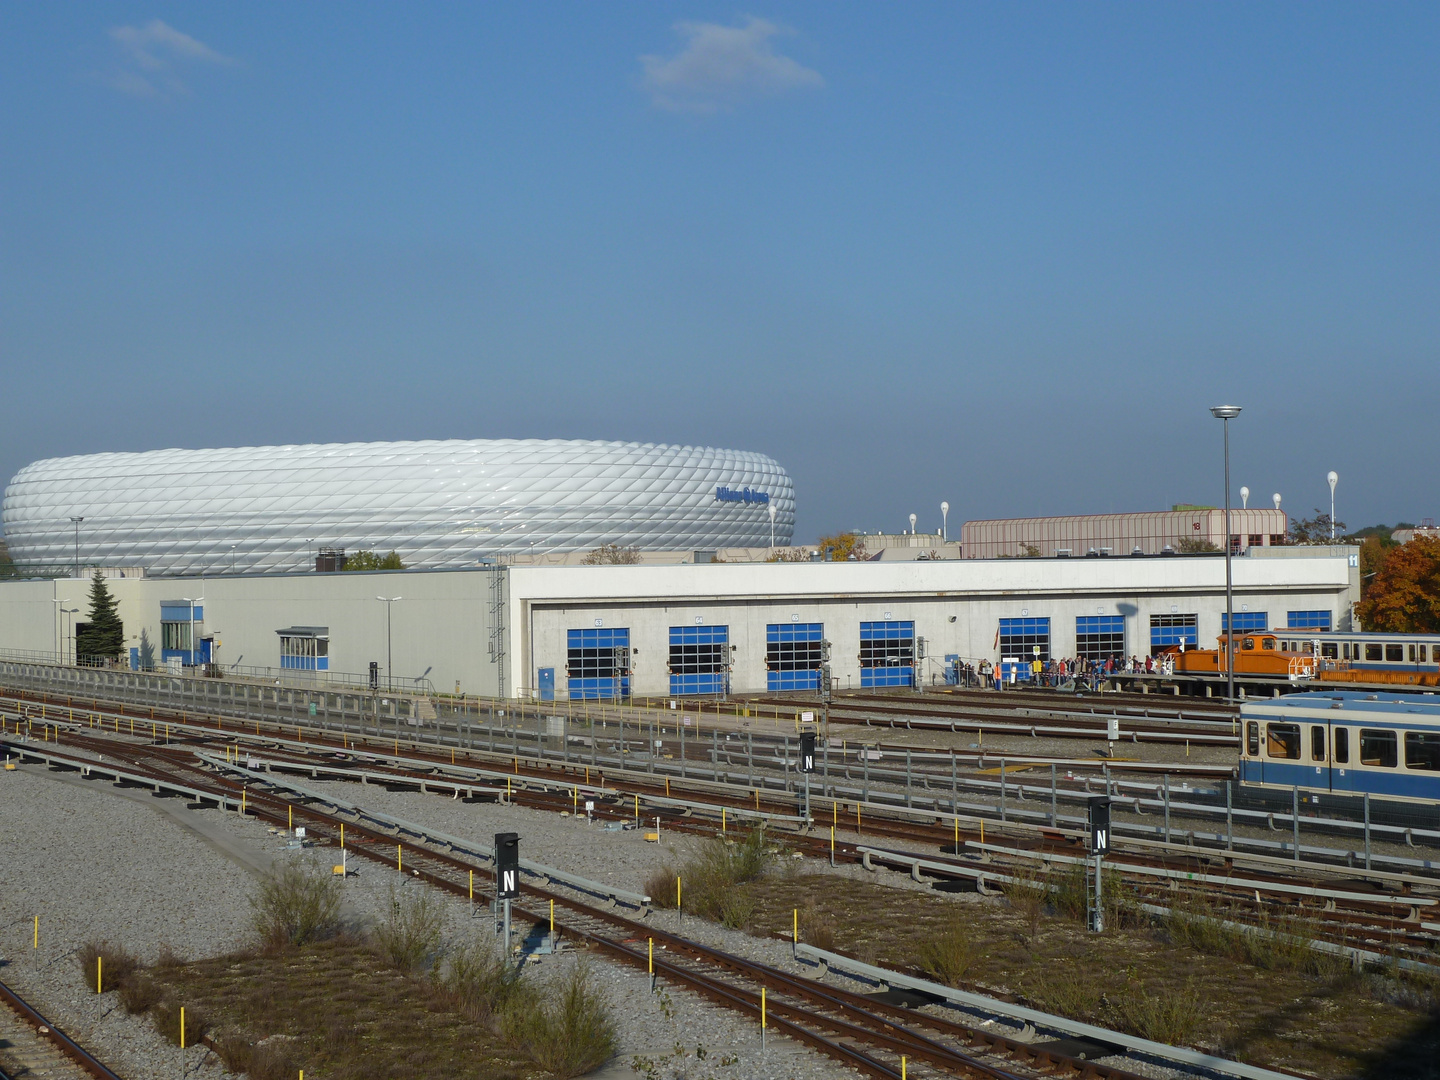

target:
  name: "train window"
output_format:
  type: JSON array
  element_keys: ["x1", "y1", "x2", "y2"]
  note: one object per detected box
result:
[
  {"x1": 1261, "y1": 638, "x2": 1276, "y2": 650},
  {"x1": 1246, "y1": 721, "x2": 1260, "y2": 757},
  {"x1": 1359, "y1": 729, "x2": 1398, "y2": 768},
  {"x1": 1409, "y1": 644, "x2": 1417, "y2": 662},
  {"x1": 1386, "y1": 644, "x2": 1404, "y2": 662},
  {"x1": 1422, "y1": 645, "x2": 1431, "y2": 662},
  {"x1": 1334, "y1": 727, "x2": 1349, "y2": 763},
  {"x1": 1242, "y1": 637, "x2": 1255, "y2": 651},
  {"x1": 1321, "y1": 643, "x2": 1338, "y2": 659},
  {"x1": 1311, "y1": 726, "x2": 1326, "y2": 761},
  {"x1": 1405, "y1": 732, "x2": 1440, "y2": 771},
  {"x1": 1266, "y1": 723, "x2": 1301, "y2": 760},
  {"x1": 1365, "y1": 644, "x2": 1383, "y2": 662},
  {"x1": 1343, "y1": 643, "x2": 1351, "y2": 660}
]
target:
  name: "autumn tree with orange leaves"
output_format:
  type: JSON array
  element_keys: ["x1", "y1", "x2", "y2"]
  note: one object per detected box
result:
[{"x1": 1357, "y1": 537, "x2": 1440, "y2": 633}]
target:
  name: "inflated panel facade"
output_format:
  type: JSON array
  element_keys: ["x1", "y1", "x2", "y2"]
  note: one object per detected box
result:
[{"x1": 2, "y1": 439, "x2": 795, "y2": 576}]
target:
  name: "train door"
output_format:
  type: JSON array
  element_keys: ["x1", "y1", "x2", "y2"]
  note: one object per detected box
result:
[
  {"x1": 1242, "y1": 721, "x2": 1261, "y2": 783},
  {"x1": 1309, "y1": 723, "x2": 1331, "y2": 792},
  {"x1": 1330, "y1": 725, "x2": 1352, "y2": 792}
]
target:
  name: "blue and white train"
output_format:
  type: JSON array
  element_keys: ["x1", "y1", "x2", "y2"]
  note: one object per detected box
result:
[{"x1": 1240, "y1": 691, "x2": 1440, "y2": 802}]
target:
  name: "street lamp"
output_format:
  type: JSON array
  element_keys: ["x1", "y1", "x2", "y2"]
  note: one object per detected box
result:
[
  {"x1": 61, "y1": 606, "x2": 79, "y2": 665},
  {"x1": 768, "y1": 501, "x2": 777, "y2": 549},
  {"x1": 377, "y1": 596, "x2": 402, "y2": 689},
  {"x1": 909, "y1": 513, "x2": 917, "y2": 535},
  {"x1": 1240, "y1": 487, "x2": 1249, "y2": 510},
  {"x1": 1209, "y1": 405, "x2": 1242, "y2": 702},
  {"x1": 69, "y1": 516, "x2": 84, "y2": 578},
  {"x1": 183, "y1": 596, "x2": 204, "y2": 667},
  {"x1": 1327, "y1": 471, "x2": 1338, "y2": 541},
  {"x1": 941, "y1": 501, "x2": 949, "y2": 542},
  {"x1": 51, "y1": 597, "x2": 71, "y2": 664}
]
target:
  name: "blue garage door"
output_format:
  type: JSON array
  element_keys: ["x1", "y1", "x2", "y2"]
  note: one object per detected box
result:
[
  {"x1": 669, "y1": 625, "x2": 730, "y2": 696},
  {"x1": 767, "y1": 623, "x2": 824, "y2": 691},
  {"x1": 860, "y1": 621, "x2": 914, "y2": 687},
  {"x1": 567, "y1": 628, "x2": 630, "y2": 700}
]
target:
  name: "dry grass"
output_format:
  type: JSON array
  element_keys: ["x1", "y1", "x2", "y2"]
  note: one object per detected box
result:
[
  {"x1": 915, "y1": 912, "x2": 980, "y2": 986},
  {"x1": 76, "y1": 940, "x2": 139, "y2": 993},
  {"x1": 797, "y1": 898, "x2": 837, "y2": 951},
  {"x1": 500, "y1": 962, "x2": 618, "y2": 1078},
  {"x1": 647, "y1": 827, "x2": 770, "y2": 924},
  {"x1": 370, "y1": 884, "x2": 444, "y2": 973}
]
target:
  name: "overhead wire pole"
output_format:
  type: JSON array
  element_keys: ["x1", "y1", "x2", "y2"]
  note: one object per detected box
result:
[
  {"x1": 1210, "y1": 405, "x2": 1241, "y2": 702},
  {"x1": 69, "y1": 516, "x2": 83, "y2": 578}
]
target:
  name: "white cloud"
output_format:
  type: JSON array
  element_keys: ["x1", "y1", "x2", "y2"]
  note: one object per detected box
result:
[
  {"x1": 106, "y1": 19, "x2": 233, "y2": 98},
  {"x1": 640, "y1": 17, "x2": 823, "y2": 113}
]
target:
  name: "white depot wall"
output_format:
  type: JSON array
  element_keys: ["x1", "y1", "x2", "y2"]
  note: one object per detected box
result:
[
  {"x1": 0, "y1": 569, "x2": 504, "y2": 697},
  {"x1": 507, "y1": 552, "x2": 1358, "y2": 697}
]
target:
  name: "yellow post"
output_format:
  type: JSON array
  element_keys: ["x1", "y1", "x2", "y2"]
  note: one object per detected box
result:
[
  {"x1": 634, "y1": 794, "x2": 639, "y2": 824},
  {"x1": 648, "y1": 937, "x2": 653, "y2": 975},
  {"x1": 508, "y1": 776, "x2": 512, "y2": 798},
  {"x1": 857, "y1": 804, "x2": 861, "y2": 834},
  {"x1": 242, "y1": 788, "x2": 246, "y2": 814},
  {"x1": 340, "y1": 823, "x2": 345, "y2": 849},
  {"x1": 289, "y1": 804, "x2": 293, "y2": 832},
  {"x1": 97, "y1": 954, "x2": 102, "y2": 993},
  {"x1": 830, "y1": 826, "x2": 835, "y2": 859},
  {"x1": 761, "y1": 986, "x2": 767, "y2": 1030},
  {"x1": 980, "y1": 819, "x2": 985, "y2": 844},
  {"x1": 398, "y1": 845, "x2": 403, "y2": 873},
  {"x1": 550, "y1": 899, "x2": 555, "y2": 939},
  {"x1": 180, "y1": 1006, "x2": 185, "y2": 1049},
  {"x1": 129, "y1": 718, "x2": 133, "y2": 736},
  {"x1": 666, "y1": 777, "x2": 670, "y2": 797},
  {"x1": 902, "y1": 1056, "x2": 907, "y2": 1080},
  {"x1": 395, "y1": 738, "x2": 399, "y2": 756},
  {"x1": 793, "y1": 908, "x2": 798, "y2": 945},
  {"x1": 573, "y1": 787, "x2": 578, "y2": 814},
  {"x1": 469, "y1": 870, "x2": 473, "y2": 902},
  {"x1": 452, "y1": 748, "x2": 455, "y2": 765},
  {"x1": 754, "y1": 789, "x2": 759, "y2": 811},
  {"x1": 33, "y1": 915, "x2": 37, "y2": 949},
  {"x1": 676, "y1": 875, "x2": 682, "y2": 910},
  {"x1": 722, "y1": 806, "x2": 726, "y2": 834}
]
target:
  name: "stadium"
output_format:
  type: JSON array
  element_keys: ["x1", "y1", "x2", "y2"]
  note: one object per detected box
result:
[{"x1": 1, "y1": 438, "x2": 796, "y2": 576}]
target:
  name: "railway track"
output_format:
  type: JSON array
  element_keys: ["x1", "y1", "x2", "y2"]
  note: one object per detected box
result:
[
  {"x1": 0, "y1": 977, "x2": 124, "y2": 1080},
  {"x1": 6, "y1": 732, "x2": 1158, "y2": 1080}
]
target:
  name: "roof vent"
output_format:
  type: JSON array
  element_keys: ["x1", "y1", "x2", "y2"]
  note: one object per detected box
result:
[{"x1": 1055, "y1": 548, "x2": 1072, "y2": 558}]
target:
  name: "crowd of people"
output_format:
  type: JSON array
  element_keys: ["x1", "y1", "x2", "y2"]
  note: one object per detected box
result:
[{"x1": 950, "y1": 653, "x2": 1175, "y2": 688}]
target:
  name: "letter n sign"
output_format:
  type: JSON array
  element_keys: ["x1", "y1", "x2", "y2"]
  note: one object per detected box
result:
[
  {"x1": 799, "y1": 731, "x2": 816, "y2": 773},
  {"x1": 495, "y1": 831, "x2": 520, "y2": 899},
  {"x1": 1088, "y1": 797, "x2": 1111, "y2": 855}
]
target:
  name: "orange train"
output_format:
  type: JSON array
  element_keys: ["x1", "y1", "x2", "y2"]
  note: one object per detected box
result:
[{"x1": 1161, "y1": 632, "x2": 1440, "y2": 688}]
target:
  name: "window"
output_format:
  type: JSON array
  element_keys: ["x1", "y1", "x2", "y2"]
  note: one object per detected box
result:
[
  {"x1": 1365, "y1": 644, "x2": 1383, "y2": 661},
  {"x1": 1334, "y1": 727, "x2": 1349, "y2": 764},
  {"x1": 668, "y1": 625, "x2": 730, "y2": 696},
  {"x1": 767, "y1": 623, "x2": 824, "y2": 691},
  {"x1": 1269, "y1": 534, "x2": 1286, "y2": 546},
  {"x1": 1261, "y1": 638, "x2": 1277, "y2": 650},
  {"x1": 1386, "y1": 644, "x2": 1404, "y2": 662},
  {"x1": 1247, "y1": 534, "x2": 1263, "y2": 548},
  {"x1": 1222, "y1": 612, "x2": 1268, "y2": 632},
  {"x1": 1406, "y1": 732, "x2": 1440, "y2": 771},
  {"x1": 1359, "y1": 729, "x2": 1398, "y2": 768},
  {"x1": 1311, "y1": 726, "x2": 1326, "y2": 762},
  {"x1": 567, "y1": 628, "x2": 630, "y2": 700},
  {"x1": 1287, "y1": 610, "x2": 1332, "y2": 631},
  {"x1": 1246, "y1": 721, "x2": 1260, "y2": 757},
  {"x1": 1321, "y1": 643, "x2": 1338, "y2": 659},
  {"x1": 161, "y1": 622, "x2": 192, "y2": 651},
  {"x1": 1343, "y1": 643, "x2": 1351, "y2": 660},
  {"x1": 860, "y1": 621, "x2": 915, "y2": 687},
  {"x1": 1241, "y1": 637, "x2": 1255, "y2": 651},
  {"x1": 998, "y1": 617, "x2": 1050, "y2": 662},
  {"x1": 1266, "y1": 723, "x2": 1301, "y2": 760},
  {"x1": 1150, "y1": 613, "x2": 1197, "y2": 654},
  {"x1": 1075, "y1": 616, "x2": 1124, "y2": 661},
  {"x1": 277, "y1": 627, "x2": 329, "y2": 671}
]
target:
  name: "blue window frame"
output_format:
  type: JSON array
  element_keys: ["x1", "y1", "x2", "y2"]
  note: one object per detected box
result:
[
  {"x1": 567, "y1": 627, "x2": 630, "y2": 700},
  {"x1": 998, "y1": 617, "x2": 1050, "y2": 665},
  {"x1": 1287, "y1": 610, "x2": 1332, "y2": 631},
  {"x1": 860, "y1": 621, "x2": 914, "y2": 687},
  {"x1": 1075, "y1": 616, "x2": 1124, "y2": 661},
  {"x1": 669, "y1": 625, "x2": 729, "y2": 696},
  {"x1": 767, "y1": 623, "x2": 824, "y2": 691},
  {"x1": 1150, "y1": 613, "x2": 1198, "y2": 654},
  {"x1": 1221, "y1": 612, "x2": 1269, "y2": 633}
]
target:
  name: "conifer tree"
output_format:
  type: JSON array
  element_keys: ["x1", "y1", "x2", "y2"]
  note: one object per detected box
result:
[{"x1": 76, "y1": 571, "x2": 124, "y2": 662}]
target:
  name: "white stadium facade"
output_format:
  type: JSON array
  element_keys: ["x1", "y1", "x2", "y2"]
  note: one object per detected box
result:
[{"x1": 1, "y1": 438, "x2": 796, "y2": 576}]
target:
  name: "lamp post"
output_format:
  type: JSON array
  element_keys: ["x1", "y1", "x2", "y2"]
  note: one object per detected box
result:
[
  {"x1": 62, "y1": 607, "x2": 79, "y2": 665},
  {"x1": 377, "y1": 597, "x2": 402, "y2": 690},
  {"x1": 768, "y1": 501, "x2": 776, "y2": 549},
  {"x1": 941, "y1": 501, "x2": 949, "y2": 542},
  {"x1": 1209, "y1": 405, "x2": 1242, "y2": 702},
  {"x1": 1327, "y1": 471, "x2": 1338, "y2": 540},
  {"x1": 183, "y1": 596, "x2": 203, "y2": 668},
  {"x1": 69, "y1": 516, "x2": 84, "y2": 578},
  {"x1": 51, "y1": 598, "x2": 71, "y2": 664},
  {"x1": 909, "y1": 513, "x2": 917, "y2": 536},
  {"x1": 1240, "y1": 487, "x2": 1249, "y2": 510}
]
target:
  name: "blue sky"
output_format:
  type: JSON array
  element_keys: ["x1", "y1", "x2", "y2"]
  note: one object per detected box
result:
[{"x1": 2, "y1": 4, "x2": 1437, "y2": 541}]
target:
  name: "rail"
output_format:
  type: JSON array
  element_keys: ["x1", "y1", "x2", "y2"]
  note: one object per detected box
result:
[{"x1": 0, "y1": 978, "x2": 126, "y2": 1080}]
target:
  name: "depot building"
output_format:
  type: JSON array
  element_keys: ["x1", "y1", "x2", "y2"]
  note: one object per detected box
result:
[{"x1": 0, "y1": 545, "x2": 1359, "y2": 700}]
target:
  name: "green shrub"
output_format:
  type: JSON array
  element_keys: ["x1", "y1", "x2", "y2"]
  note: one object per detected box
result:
[
  {"x1": 1108, "y1": 978, "x2": 1206, "y2": 1045},
  {"x1": 435, "y1": 938, "x2": 524, "y2": 1022},
  {"x1": 371, "y1": 885, "x2": 444, "y2": 973},
  {"x1": 77, "y1": 940, "x2": 139, "y2": 993},
  {"x1": 916, "y1": 915, "x2": 979, "y2": 986},
  {"x1": 250, "y1": 862, "x2": 342, "y2": 947},
  {"x1": 501, "y1": 962, "x2": 617, "y2": 1078}
]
